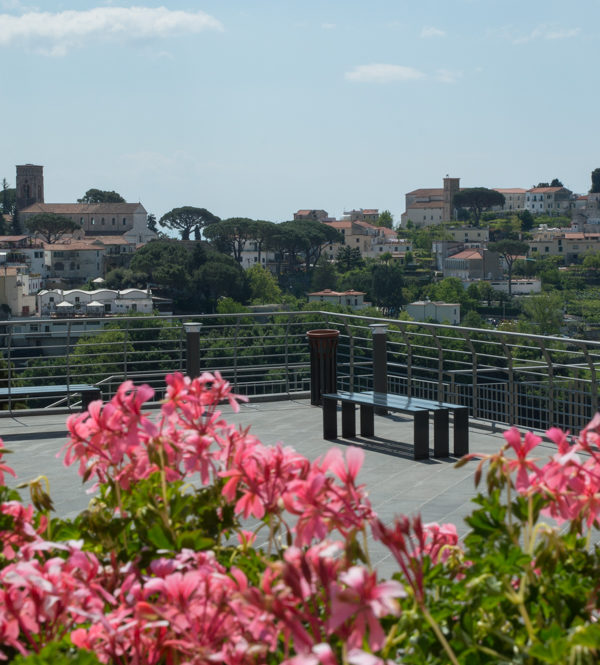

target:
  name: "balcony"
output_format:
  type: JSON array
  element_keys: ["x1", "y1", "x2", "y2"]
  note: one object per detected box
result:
[{"x1": 3, "y1": 311, "x2": 600, "y2": 572}]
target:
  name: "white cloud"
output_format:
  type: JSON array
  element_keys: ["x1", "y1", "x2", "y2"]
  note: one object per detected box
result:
[
  {"x1": 321, "y1": 22, "x2": 336, "y2": 30},
  {"x1": 345, "y1": 63, "x2": 425, "y2": 83},
  {"x1": 436, "y1": 69, "x2": 462, "y2": 84},
  {"x1": 420, "y1": 26, "x2": 445, "y2": 38},
  {"x1": 509, "y1": 23, "x2": 581, "y2": 44},
  {"x1": 0, "y1": 6, "x2": 223, "y2": 55}
]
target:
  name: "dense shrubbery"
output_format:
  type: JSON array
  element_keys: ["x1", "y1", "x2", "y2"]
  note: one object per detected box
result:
[{"x1": 1, "y1": 374, "x2": 600, "y2": 663}]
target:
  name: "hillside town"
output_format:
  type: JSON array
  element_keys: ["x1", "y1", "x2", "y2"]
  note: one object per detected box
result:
[{"x1": 2, "y1": 163, "x2": 600, "y2": 337}]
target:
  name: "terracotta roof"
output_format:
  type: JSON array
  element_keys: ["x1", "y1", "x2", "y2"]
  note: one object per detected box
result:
[
  {"x1": 577, "y1": 196, "x2": 589, "y2": 200},
  {"x1": 308, "y1": 289, "x2": 366, "y2": 296},
  {"x1": 362, "y1": 209, "x2": 378, "y2": 214},
  {"x1": 324, "y1": 221, "x2": 352, "y2": 229},
  {"x1": 21, "y1": 202, "x2": 144, "y2": 214},
  {"x1": 527, "y1": 187, "x2": 565, "y2": 193},
  {"x1": 44, "y1": 241, "x2": 107, "y2": 251},
  {"x1": 0, "y1": 235, "x2": 30, "y2": 242},
  {"x1": 406, "y1": 188, "x2": 444, "y2": 196},
  {"x1": 494, "y1": 188, "x2": 527, "y2": 194},
  {"x1": 447, "y1": 249, "x2": 483, "y2": 260}
]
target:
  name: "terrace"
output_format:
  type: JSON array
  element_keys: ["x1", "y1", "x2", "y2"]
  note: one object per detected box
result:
[{"x1": 1, "y1": 311, "x2": 599, "y2": 575}]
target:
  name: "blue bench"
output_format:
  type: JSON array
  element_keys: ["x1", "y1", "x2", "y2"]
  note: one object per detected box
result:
[
  {"x1": 322, "y1": 391, "x2": 469, "y2": 460},
  {"x1": 0, "y1": 384, "x2": 101, "y2": 412}
]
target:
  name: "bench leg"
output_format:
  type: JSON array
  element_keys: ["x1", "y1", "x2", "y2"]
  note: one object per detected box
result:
[
  {"x1": 433, "y1": 409, "x2": 449, "y2": 458},
  {"x1": 341, "y1": 402, "x2": 356, "y2": 438},
  {"x1": 453, "y1": 407, "x2": 469, "y2": 457},
  {"x1": 413, "y1": 410, "x2": 429, "y2": 460},
  {"x1": 360, "y1": 405, "x2": 374, "y2": 436},
  {"x1": 323, "y1": 398, "x2": 338, "y2": 440},
  {"x1": 81, "y1": 389, "x2": 101, "y2": 411}
]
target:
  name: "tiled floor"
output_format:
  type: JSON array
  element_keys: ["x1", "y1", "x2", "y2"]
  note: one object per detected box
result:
[{"x1": 1, "y1": 399, "x2": 557, "y2": 577}]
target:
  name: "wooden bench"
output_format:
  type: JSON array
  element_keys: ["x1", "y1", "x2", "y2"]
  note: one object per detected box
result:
[
  {"x1": 322, "y1": 391, "x2": 469, "y2": 460},
  {"x1": 0, "y1": 384, "x2": 101, "y2": 412}
]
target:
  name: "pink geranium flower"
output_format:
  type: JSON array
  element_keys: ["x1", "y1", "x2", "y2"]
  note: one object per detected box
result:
[{"x1": 503, "y1": 427, "x2": 542, "y2": 492}]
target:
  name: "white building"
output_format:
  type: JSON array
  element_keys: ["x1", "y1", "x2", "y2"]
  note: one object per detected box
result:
[
  {"x1": 406, "y1": 301, "x2": 461, "y2": 325},
  {"x1": 525, "y1": 187, "x2": 572, "y2": 215},
  {"x1": 37, "y1": 288, "x2": 154, "y2": 317}
]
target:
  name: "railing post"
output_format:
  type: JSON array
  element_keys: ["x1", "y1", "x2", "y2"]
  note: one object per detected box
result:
[
  {"x1": 464, "y1": 332, "x2": 477, "y2": 418},
  {"x1": 233, "y1": 316, "x2": 240, "y2": 391},
  {"x1": 399, "y1": 323, "x2": 412, "y2": 396},
  {"x1": 344, "y1": 321, "x2": 354, "y2": 392},
  {"x1": 184, "y1": 322, "x2": 203, "y2": 379},
  {"x1": 370, "y1": 323, "x2": 388, "y2": 414},
  {"x1": 123, "y1": 319, "x2": 129, "y2": 380},
  {"x1": 285, "y1": 317, "x2": 291, "y2": 395}
]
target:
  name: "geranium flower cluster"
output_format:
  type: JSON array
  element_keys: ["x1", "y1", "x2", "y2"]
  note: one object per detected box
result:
[{"x1": 0, "y1": 372, "x2": 599, "y2": 664}]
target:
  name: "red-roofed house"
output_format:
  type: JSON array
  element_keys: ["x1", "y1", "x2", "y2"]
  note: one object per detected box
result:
[
  {"x1": 525, "y1": 186, "x2": 572, "y2": 215},
  {"x1": 443, "y1": 248, "x2": 502, "y2": 281}
]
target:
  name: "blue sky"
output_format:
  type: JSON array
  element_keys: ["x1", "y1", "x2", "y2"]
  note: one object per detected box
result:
[{"x1": 1, "y1": 0, "x2": 599, "y2": 224}]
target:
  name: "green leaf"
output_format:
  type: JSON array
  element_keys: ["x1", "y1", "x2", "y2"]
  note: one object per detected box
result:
[{"x1": 146, "y1": 523, "x2": 174, "y2": 550}]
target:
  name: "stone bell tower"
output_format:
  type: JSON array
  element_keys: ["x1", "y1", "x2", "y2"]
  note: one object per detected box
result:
[
  {"x1": 16, "y1": 164, "x2": 44, "y2": 211},
  {"x1": 443, "y1": 176, "x2": 460, "y2": 222}
]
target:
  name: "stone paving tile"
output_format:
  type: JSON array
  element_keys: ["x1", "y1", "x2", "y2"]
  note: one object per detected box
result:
[{"x1": 0, "y1": 398, "x2": 527, "y2": 578}]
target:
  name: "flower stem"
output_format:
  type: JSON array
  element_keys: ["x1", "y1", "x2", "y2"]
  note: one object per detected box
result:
[{"x1": 422, "y1": 605, "x2": 460, "y2": 665}]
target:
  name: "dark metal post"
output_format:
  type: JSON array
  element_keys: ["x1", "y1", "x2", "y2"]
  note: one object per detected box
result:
[
  {"x1": 184, "y1": 322, "x2": 203, "y2": 379},
  {"x1": 307, "y1": 329, "x2": 339, "y2": 405},
  {"x1": 370, "y1": 323, "x2": 388, "y2": 414}
]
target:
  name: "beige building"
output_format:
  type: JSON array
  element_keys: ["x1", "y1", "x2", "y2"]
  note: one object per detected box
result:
[
  {"x1": 401, "y1": 177, "x2": 459, "y2": 227},
  {"x1": 529, "y1": 232, "x2": 600, "y2": 262},
  {"x1": 446, "y1": 226, "x2": 489, "y2": 244},
  {"x1": 322, "y1": 220, "x2": 380, "y2": 259},
  {"x1": 343, "y1": 209, "x2": 380, "y2": 224},
  {"x1": 293, "y1": 209, "x2": 330, "y2": 221},
  {"x1": 44, "y1": 241, "x2": 107, "y2": 285},
  {"x1": 307, "y1": 289, "x2": 367, "y2": 310},
  {"x1": 0, "y1": 266, "x2": 40, "y2": 316},
  {"x1": 493, "y1": 188, "x2": 527, "y2": 212}
]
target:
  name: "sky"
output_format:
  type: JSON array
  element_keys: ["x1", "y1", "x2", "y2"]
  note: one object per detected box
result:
[{"x1": 1, "y1": 0, "x2": 600, "y2": 224}]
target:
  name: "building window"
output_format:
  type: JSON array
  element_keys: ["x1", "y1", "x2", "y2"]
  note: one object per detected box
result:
[
  {"x1": 91, "y1": 218, "x2": 95, "y2": 225},
  {"x1": 112, "y1": 218, "x2": 116, "y2": 225},
  {"x1": 123, "y1": 218, "x2": 127, "y2": 225},
  {"x1": 80, "y1": 217, "x2": 84, "y2": 224},
  {"x1": 101, "y1": 218, "x2": 105, "y2": 225}
]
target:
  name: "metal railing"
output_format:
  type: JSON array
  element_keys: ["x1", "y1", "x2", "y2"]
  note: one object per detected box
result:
[{"x1": 1, "y1": 311, "x2": 600, "y2": 432}]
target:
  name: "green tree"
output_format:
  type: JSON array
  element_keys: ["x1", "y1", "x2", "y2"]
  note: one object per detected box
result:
[
  {"x1": 488, "y1": 239, "x2": 530, "y2": 296},
  {"x1": 370, "y1": 263, "x2": 405, "y2": 315},
  {"x1": 159, "y1": 207, "x2": 220, "y2": 241},
  {"x1": 550, "y1": 178, "x2": 563, "y2": 188},
  {"x1": 519, "y1": 292, "x2": 564, "y2": 335},
  {"x1": 147, "y1": 213, "x2": 158, "y2": 233},
  {"x1": 203, "y1": 218, "x2": 256, "y2": 262},
  {"x1": 310, "y1": 256, "x2": 339, "y2": 292},
  {"x1": 2, "y1": 178, "x2": 16, "y2": 217},
  {"x1": 191, "y1": 261, "x2": 248, "y2": 311},
  {"x1": 247, "y1": 265, "x2": 282, "y2": 304},
  {"x1": 335, "y1": 246, "x2": 364, "y2": 272},
  {"x1": 452, "y1": 188, "x2": 506, "y2": 224},
  {"x1": 24, "y1": 213, "x2": 79, "y2": 243},
  {"x1": 590, "y1": 168, "x2": 600, "y2": 194},
  {"x1": 376, "y1": 210, "x2": 394, "y2": 229},
  {"x1": 518, "y1": 209, "x2": 535, "y2": 233},
  {"x1": 77, "y1": 189, "x2": 125, "y2": 203}
]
